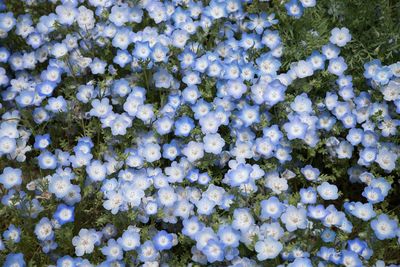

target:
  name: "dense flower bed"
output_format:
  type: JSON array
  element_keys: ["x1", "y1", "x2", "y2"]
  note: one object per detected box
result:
[{"x1": 0, "y1": 0, "x2": 399, "y2": 266}]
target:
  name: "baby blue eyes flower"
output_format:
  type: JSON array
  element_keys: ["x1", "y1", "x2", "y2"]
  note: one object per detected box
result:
[
  {"x1": 138, "y1": 241, "x2": 158, "y2": 262},
  {"x1": 0, "y1": 0, "x2": 399, "y2": 265},
  {"x1": 3, "y1": 224, "x2": 21, "y2": 243},
  {"x1": 255, "y1": 238, "x2": 283, "y2": 260},
  {"x1": 285, "y1": 0, "x2": 304, "y2": 19},
  {"x1": 37, "y1": 150, "x2": 57, "y2": 169},
  {"x1": 54, "y1": 204, "x2": 75, "y2": 225},
  {"x1": 203, "y1": 239, "x2": 225, "y2": 263},
  {"x1": 34, "y1": 134, "x2": 51, "y2": 150},
  {"x1": 34, "y1": 217, "x2": 54, "y2": 241},
  {"x1": 321, "y1": 228, "x2": 336, "y2": 242},
  {"x1": 328, "y1": 56, "x2": 348, "y2": 76},
  {"x1": 330, "y1": 27, "x2": 352, "y2": 47},
  {"x1": 152, "y1": 230, "x2": 173, "y2": 251},
  {"x1": 371, "y1": 214, "x2": 398, "y2": 240},
  {"x1": 153, "y1": 68, "x2": 174, "y2": 88},
  {"x1": 283, "y1": 117, "x2": 308, "y2": 140},
  {"x1": 317, "y1": 182, "x2": 339, "y2": 200},
  {"x1": 101, "y1": 239, "x2": 123, "y2": 261},
  {"x1": 0, "y1": 167, "x2": 22, "y2": 189},
  {"x1": 3, "y1": 253, "x2": 25, "y2": 267},
  {"x1": 72, "y1": 229, "x2": 97, "y2": 257},
  {"x1": 260, "y1": 196, "x2": 285, "y2": 220},
  {"x1": 281, "y1": 206, "x2": 308, "y2": 232}
]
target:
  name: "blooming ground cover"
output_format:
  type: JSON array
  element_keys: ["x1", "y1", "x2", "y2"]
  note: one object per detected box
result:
[{"x1": 0, "y1": 0, "x2": 400, "y2": 266}]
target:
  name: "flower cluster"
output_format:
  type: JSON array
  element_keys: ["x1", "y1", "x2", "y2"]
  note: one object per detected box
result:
[{"x1": 0, "y1": 0, "x2": 399, "y2": 266}]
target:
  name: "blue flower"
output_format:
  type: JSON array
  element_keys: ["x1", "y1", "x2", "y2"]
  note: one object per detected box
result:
[
  {"x1": 101, "y1": 239, "x2": 123, "y2": 261},
  {"x1": 3, "y1": 253, "x2": 25, "y2": 267},
  {"x1": 371, "y1": 214, "x2": 398, "y2": 240},
  {"x1": 0, "y1": 167, "x2": 22, "y2": 189},
  {"x1": 317, "y1": 182, "x2": 339, "y2": 200},
  {"x1": 152, "y1": 230, "x2": 173, "y2": 251},
  {"x1": 255, "y1": 238, "x2": 282, "y2": 260},
  {"x1": 202, "y1": 239, "x2": 225, "y2": 263},
  {"x1": 54, "y1": 204, "x2": 75, "y2": 225},
  {"x1": 3, "y1": 224, "x2": 21, "y2": 243},
  {"x1": 285, "y1": 0, "x2": 304, "y2": 19}
]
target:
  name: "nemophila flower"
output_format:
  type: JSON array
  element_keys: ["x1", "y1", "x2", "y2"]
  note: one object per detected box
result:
[
  {"x1": 285, "y1": 0, "x2": 304, "y2": 19},
  {"x1": 335, "y1": 141, "x2": 354, "y2": 159},
  {"x1": 37, "y1": 150, "x2": 57, "y2": 169},
  {"x1": 370, "y1": 178, "x2": 391, "y2": 197},
  {"x1": 339, "y1": 250, "x2": 362, "y2": 267},
  {"x1": 321, "y1": 228, "x2": 336, "y2": 243},
  {"x1": 232, "y1": 208, "x2": 254, "y2": 231},
  {"x1": 3, "y1": 224, "x2": 21, "y2": 243},
  {"x1": 290, "y1": 93, "x2": 313, "y2": 114},
  {"x1": 36, "y1": 80, "x2": 56, "y2": 97},
  {"x1": 300, "y1": 187, "x2": 317, "y2": 204},
  {"x1": 182, "y1": 141, "x2": 204, "y2": 162},
  {"x1": 103, "y1": 191, "x2": 123, "y2": 214},
  {"x1": 121, "y1": 185, "x2": 144, "y2": 207},
  {"x1": 3, "y1": 253, "x2": 25, "y2": 267},
  {"x1": 54, "y1": 204, "x2": 74, "y2": 225},
  {"x1": 203, "y1": 133, "x2": 225, "y2": 154},
  {"x1": 56, "y1": 256, "x2": 76, "y2": 267},
  {"x1": 317, "y1": 182, "x2": 339, "y2": 200},
  {"x1": 203, "y1": 239, "x2": 224, "y2": 263},
  {"x1": 260, "y1": 196, "x2": 284, "y2": 220},
  {"x1": 255, "y1": 238, "x2": 283, "y2": 261},
  {"x1": 152, "y1": 230, "x2": 173, "y2": 251},
  {"x1": 34, "y1": 217, "x2": 54, "y2": 241},
  {"x1": 199, "y1": 112, "x2": 221, "y2": 134},
  {"x1": 51, "y1": 42, "x2": 68, "y2": 58},
  {"x1": 101, "y1": 239, "x2": 123, "y2": 261},
  {"x1": 34, "y1": 134, "x2": 51, "y2": 150},
  {"x1": 86, "y1": 160, "x2": 107, "y2": 182},
  {"x1": 153, "y1": 68, "x2": 174, "y2": 88},
  {"x1": 371, "y1": 214, "x2": 398, "y2": 240},
  {"x1": 347, "y1": 202, "x2": 376, "y2": 221},
  {"x1": 0, "y1": 12, "x2": 16, "y2": 32},
  {"x1": 284, "y1": 117, "x2": 308, "y2": 140},
  {"x1": 15, "y1": 90, "x2": 35, "y2": 108},
  {"x1": 274, "y1": 145, "x2": 292, "y2": 163},
  {"x1": 138, "y1": 240, "x2": 159, "y2": 262},
  {"x1": 117, "y1": 227, "x2": 140, "y2": 252},
  {"x1": 281, "y1": 206, "x2": 308, "y2": 232},
  {"x1": 217, "y1": 225, "x2": 240, "y2": 248},
  {"x1": 256, "y1": 53, "x2": 281, "y2": 76},
  {"x1": 322, "y1": 206, "x2": 346, "y2": 227},
  {"x1": 322, "y1": 43, "x2": 341, "y2": 60},
  {"x1": 72, "y1": 228, "x2": 97, "y2": 256},
  {"x1": 45, "y1": 96, "x2": 68, "y2": 113},
  {"x1": 288, "y1": 257, "x2": 313, "y2": 267},
  {"x1": 182, "y1": 217, "x2": 204, "y2": 239},
  {"x1": 328, "y1": 56, "x2": 348, "y2": 76},
  {"x1": 262, "y1": 30, "x2": 281, "y2": 49},
  {"x1": 375, "y1": 147, "x2": 397, "y2": 172},
  {"x1": 157, "y1": 186, "x2": 177, "y2": 207},
  {"x1": 195, "y1": 196, "x2": 216, "y2": 215},
  {"x1": 0, "y1": 167, "x2": 22, "y2": 189},
  {"x1": 300, "y1": 0, "x2": 316, "y2": 7},
  {"x1": 329, "y1": 27, "x2": 352, "y2": 47},
  {"x1": 226, "y1": 163, "x2": 252, "y2": 187},
  {"x1": 293, "y1": 60, "x2": 314, "y2": 78},
  {"x1": 48, "y1": 174, "x2": 72, "y2": 198},
  {"x1": 89, "y1": 98, "x2": 112, "y2": 118},
  {"x1": 347, "y1": 238, "x2": 367, "y2": 254},
  {"x1": 238, "y1": 104, "x2": 260, "y2": 127}
]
